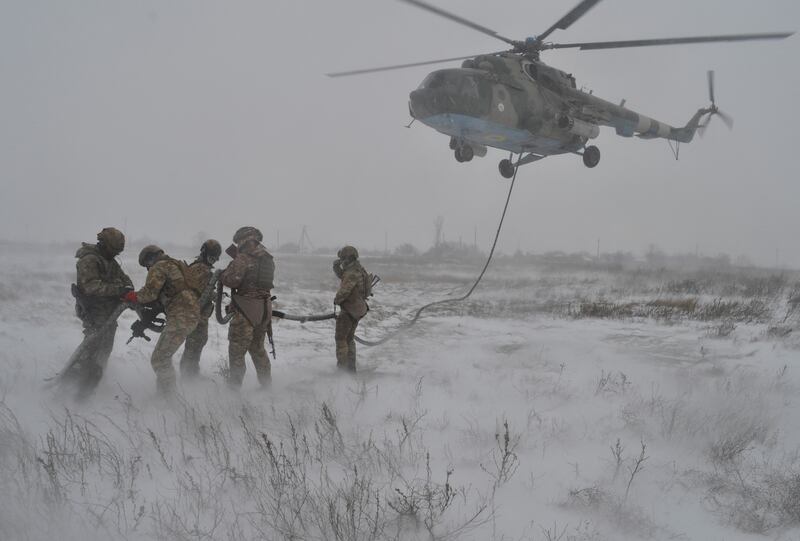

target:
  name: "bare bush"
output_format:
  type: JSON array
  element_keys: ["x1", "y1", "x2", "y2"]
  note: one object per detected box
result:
[
  {"x1": 480, "y1": 420, "x2": 520, "y2": 487},
  {"x1": 594, "y1": 371, "x2": 631, "y2": 396},
  {"x1": 697, "y1": 298, "x2": 770, "y2": 323},
  {"x1": 704, "y1": 457, "x2": 800, "y2": 533}
]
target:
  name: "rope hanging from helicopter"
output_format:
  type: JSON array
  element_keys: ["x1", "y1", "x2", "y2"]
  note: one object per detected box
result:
[
  {"x1": 353, "y1": 160, "x2": 519, "y2": 347},
  {"x1": 214, "y1": 161, "x2": 520, "y2": 346}
]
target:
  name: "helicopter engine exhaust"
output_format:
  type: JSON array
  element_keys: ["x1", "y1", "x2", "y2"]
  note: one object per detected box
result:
[{"x1": 557, "y1": 114, "x2": 599, "y2": 139}]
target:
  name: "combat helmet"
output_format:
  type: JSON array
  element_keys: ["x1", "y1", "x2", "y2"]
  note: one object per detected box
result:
[
  {"x1": 337, "y1": 245, "x2": 359, "y2": 261},
  {"x1": 233, "y1": 226, "x2": 263, "y2": 245},
  {"x1": 97, "y1": 227, "x2": 125, "y2": 256},
  {"x1": 138, "y1": 244, "x2": 164, "y2": 268},
  {"x1": 200, "y1": 239, "x2": 222, "y2": 263}
]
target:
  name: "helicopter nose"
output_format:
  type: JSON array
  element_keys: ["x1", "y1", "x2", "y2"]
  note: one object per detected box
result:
[{"x1": 408, "y1": 89, "x2": 430, "y2": 119}]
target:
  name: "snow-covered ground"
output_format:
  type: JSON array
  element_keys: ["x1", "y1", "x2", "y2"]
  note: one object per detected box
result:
[{"x1": 1, "y1": 245, "x2": 799, "y2": 540}]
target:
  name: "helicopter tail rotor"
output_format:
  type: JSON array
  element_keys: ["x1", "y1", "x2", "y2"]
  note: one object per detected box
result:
[{"x1": 699, "y1": 70, "x2": 734, "y2": 136}]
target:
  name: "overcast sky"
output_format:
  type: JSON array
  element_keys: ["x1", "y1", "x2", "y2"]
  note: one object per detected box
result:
[{"x1": 1, "y1": 0, "x2": 798, "y2": 265}]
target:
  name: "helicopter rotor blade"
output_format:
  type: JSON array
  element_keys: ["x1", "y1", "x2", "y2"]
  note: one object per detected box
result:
[
  {"x1": 397, "y1": 0, "x2": 517, "y2": 47},
  {"x1": 549, "y1": 32, "x2": 794, "y2": 51},
  {"x1": 537, "y1": 0, "x2": 603, "y2": 42},
  {"x1": 707, "y1": 70, "x2": 715, "y2": 105},
  {"x1": 717, "y1": 109, "x2": 735, "y2": 130},
  {"x1": 326, "y1": 52, "x2": 508, "y2": 78}
]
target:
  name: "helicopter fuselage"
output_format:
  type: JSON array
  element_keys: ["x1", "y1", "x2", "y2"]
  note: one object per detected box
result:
[
  {"x1": 409, "y1": 55, "x2": 589, "y2": 157},
  {"x1": 408, "y1": 53, "x2": 701, "y2": 162},
  {"x1": 332, "y1": 0, "x2": 790, "y2": 175}
]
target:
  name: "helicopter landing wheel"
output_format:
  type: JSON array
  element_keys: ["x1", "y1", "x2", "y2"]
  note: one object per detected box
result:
[
  {"x1": 498, "y1": 159, "x2": 516, "y2": 178},
  {"x1": 582, "y1": 145, "x2": 600, "y2": 168},
  {"x1": 455, "y1": 145, "x2": 474, "y2": 162},
  {"x1": 449, "y1": 137, "x2": 459, "y2": 150}
]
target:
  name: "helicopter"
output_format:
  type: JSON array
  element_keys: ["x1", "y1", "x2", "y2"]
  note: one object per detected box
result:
[{"x1": 328, "y1": 0, "x2": 793, "y2": 178}]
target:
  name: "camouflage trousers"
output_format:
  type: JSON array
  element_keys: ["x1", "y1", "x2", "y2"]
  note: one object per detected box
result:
[
  {"x1": 68, "y1": 319, "x2": 117, "y2": 399},
  {"x1": 228, "y1": 311, "x2": 271, "y2": 388},
  {"x1": 179, "y1": 316, "x2": 208, "y2": 378},
  {"x1": 151, "y1": 308, "x2": 199, "y2": 395},
  {"x1": 335, "y1": 312, "x2": 359, "y2": 372}
]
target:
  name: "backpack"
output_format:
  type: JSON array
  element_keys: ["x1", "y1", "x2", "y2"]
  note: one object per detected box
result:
[{"x1": 182, "y1": 261, "x2": 210, "y2": 297}]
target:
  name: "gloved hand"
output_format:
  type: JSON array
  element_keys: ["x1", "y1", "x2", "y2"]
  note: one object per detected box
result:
[
  {"x1": 123, "y1": 291, "x2": 138, "y2": 303},
  {"x1": 332, "y1": 259, "x2": 343, "y2": 279},
  {"x1": 118, "y1": 285, "x2": 134, "y2": 296}
]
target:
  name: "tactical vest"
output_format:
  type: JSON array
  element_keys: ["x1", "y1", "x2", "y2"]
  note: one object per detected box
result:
[
  {"x1": 238, "y1": 253, "x2": 274, "y2": 295},
  {"x1": 157, "y1": 258, "x2": 191, "y2": 305},
  {"x1": 74, "y1": 250, "x2": 124, "y2": 319},
  {"x1": 77, "y1": 253, "x2": 113, "y2": 293}
]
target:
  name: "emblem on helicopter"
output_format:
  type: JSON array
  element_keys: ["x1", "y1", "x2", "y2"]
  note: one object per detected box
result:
[{"x1": 329, "y1": 0, "x2": 793, "y2": 177}]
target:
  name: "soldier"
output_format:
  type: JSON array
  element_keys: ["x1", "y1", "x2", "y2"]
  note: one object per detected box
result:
[
  {"x1": 179, "y1": 239, "x2": 221, "y2": 378},
  {"x1": 220, "y1": 226, "x2": 275, "y2": 388},
  {"x1": 123, "y1": 245, "x2": 200, "y2": 396},
  {"x1": 333, "y1": 245, "x2": 371, "y2": 372},
  {"x1": 67, "y1": 227, "x2": 133, "y2": 398}
]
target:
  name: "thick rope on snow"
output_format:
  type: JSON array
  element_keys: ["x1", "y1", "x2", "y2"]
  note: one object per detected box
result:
[{"x1": 354, "y1": 163, "x2": 520, "y2": 347}]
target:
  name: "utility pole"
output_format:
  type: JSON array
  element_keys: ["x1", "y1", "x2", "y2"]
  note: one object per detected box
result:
[
  {"x1": 299, "y1": 225, "x2": 314, "y2": 254},
  {"x1": 434, "y1": 216, "x2": 444, "y2": 248}
]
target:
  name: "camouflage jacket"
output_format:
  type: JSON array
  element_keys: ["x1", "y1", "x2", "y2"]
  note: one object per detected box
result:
[
  {"x1": 221, "y1": 244, "x2": 275, "y2": 298},
  {"x1": 136, "y1": 255, "x2": 199, "y2": 317},
  {"x1": 334, "y1": 260, "x2": 369, "y2": 319},
  {"x1": 75, "y1": 243, "x2": 133, "y2": 317},
  {"x1": 187, "y1": 258, "x2": 214, "y2": 318}
]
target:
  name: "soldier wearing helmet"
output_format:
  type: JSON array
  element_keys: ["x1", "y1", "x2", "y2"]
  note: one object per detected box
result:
[
  {"x1": 66, "y1": 227, "x2": 134, "y2": 398},
  {"x1": 124, "y1": 244, "x2": 200, "y2": 396},
  {"x1": 220, "y1": 226, "x2": 275, "y2": 388},
  {"x1": 179, "y1": 239, "x2": 222, "y2": 378},
  {"x1": 333, "y1": 245, "x2": 371, "y2": 372}
]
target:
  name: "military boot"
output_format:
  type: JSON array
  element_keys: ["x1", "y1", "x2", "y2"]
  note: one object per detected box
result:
[
  {"x1": 156, "y1": 373, "x2": 177, "y2": 398},
  {"x1": 227, "y1": 366, "x2": 245, "y2": 389},
  {"x1": 256, "y1": 368, "x2": 271, "y2": 388},
  {"x1": 346, "y1": 344, "x2": 357, "y2": 373},
  {"x1": 75, "y1": 362, "x2": 104, "y2": 400}
]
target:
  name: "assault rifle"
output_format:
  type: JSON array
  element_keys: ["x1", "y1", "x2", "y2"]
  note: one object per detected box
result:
[
  {"x1": 267, "y1": 297, "x2": 276, "y2": 360},
  {"x1": 369, "y1": 274, "x2": 381, "y2": 296},
  {"x1": 126, "y1": 303, "x2": 165, "y2": 344}
]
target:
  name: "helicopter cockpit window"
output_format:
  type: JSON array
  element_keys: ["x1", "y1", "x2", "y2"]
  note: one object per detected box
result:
[
  {"x1": 460, "y1": 76, "x2": 480, "y2": 99},
  {"x1": 524, "y1": 64, "x2": 538, "y2": 80},
  {"x1": 419, "y1": 72, "x2": 444, "y2": 89}
]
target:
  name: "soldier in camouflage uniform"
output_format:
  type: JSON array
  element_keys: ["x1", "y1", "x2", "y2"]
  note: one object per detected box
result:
[
  {"x1": 124, "y1": 245, "x2": 200, "y2": 395},
  {"x1": 179, "y1": 239, "x2": 221, "y2": 378},
  {"x1": 67, "y1": 227, "x2": 133, "y2": 398},
  {"x1": 220, "y1": 226, "x2": 275, "y2": 388},
  {"x1": 333, "y1": 245, "x2": 370, "y2": 372}
]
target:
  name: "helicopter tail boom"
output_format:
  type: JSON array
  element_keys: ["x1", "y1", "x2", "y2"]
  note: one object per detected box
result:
[{"x1": 670, "y1": 108, "x2": 709, "y2": 143}]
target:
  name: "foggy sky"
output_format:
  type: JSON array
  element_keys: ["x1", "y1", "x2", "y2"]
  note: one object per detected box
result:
[{"x1": 1, "y1": 0, "x2": 798, "y2": 266}]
